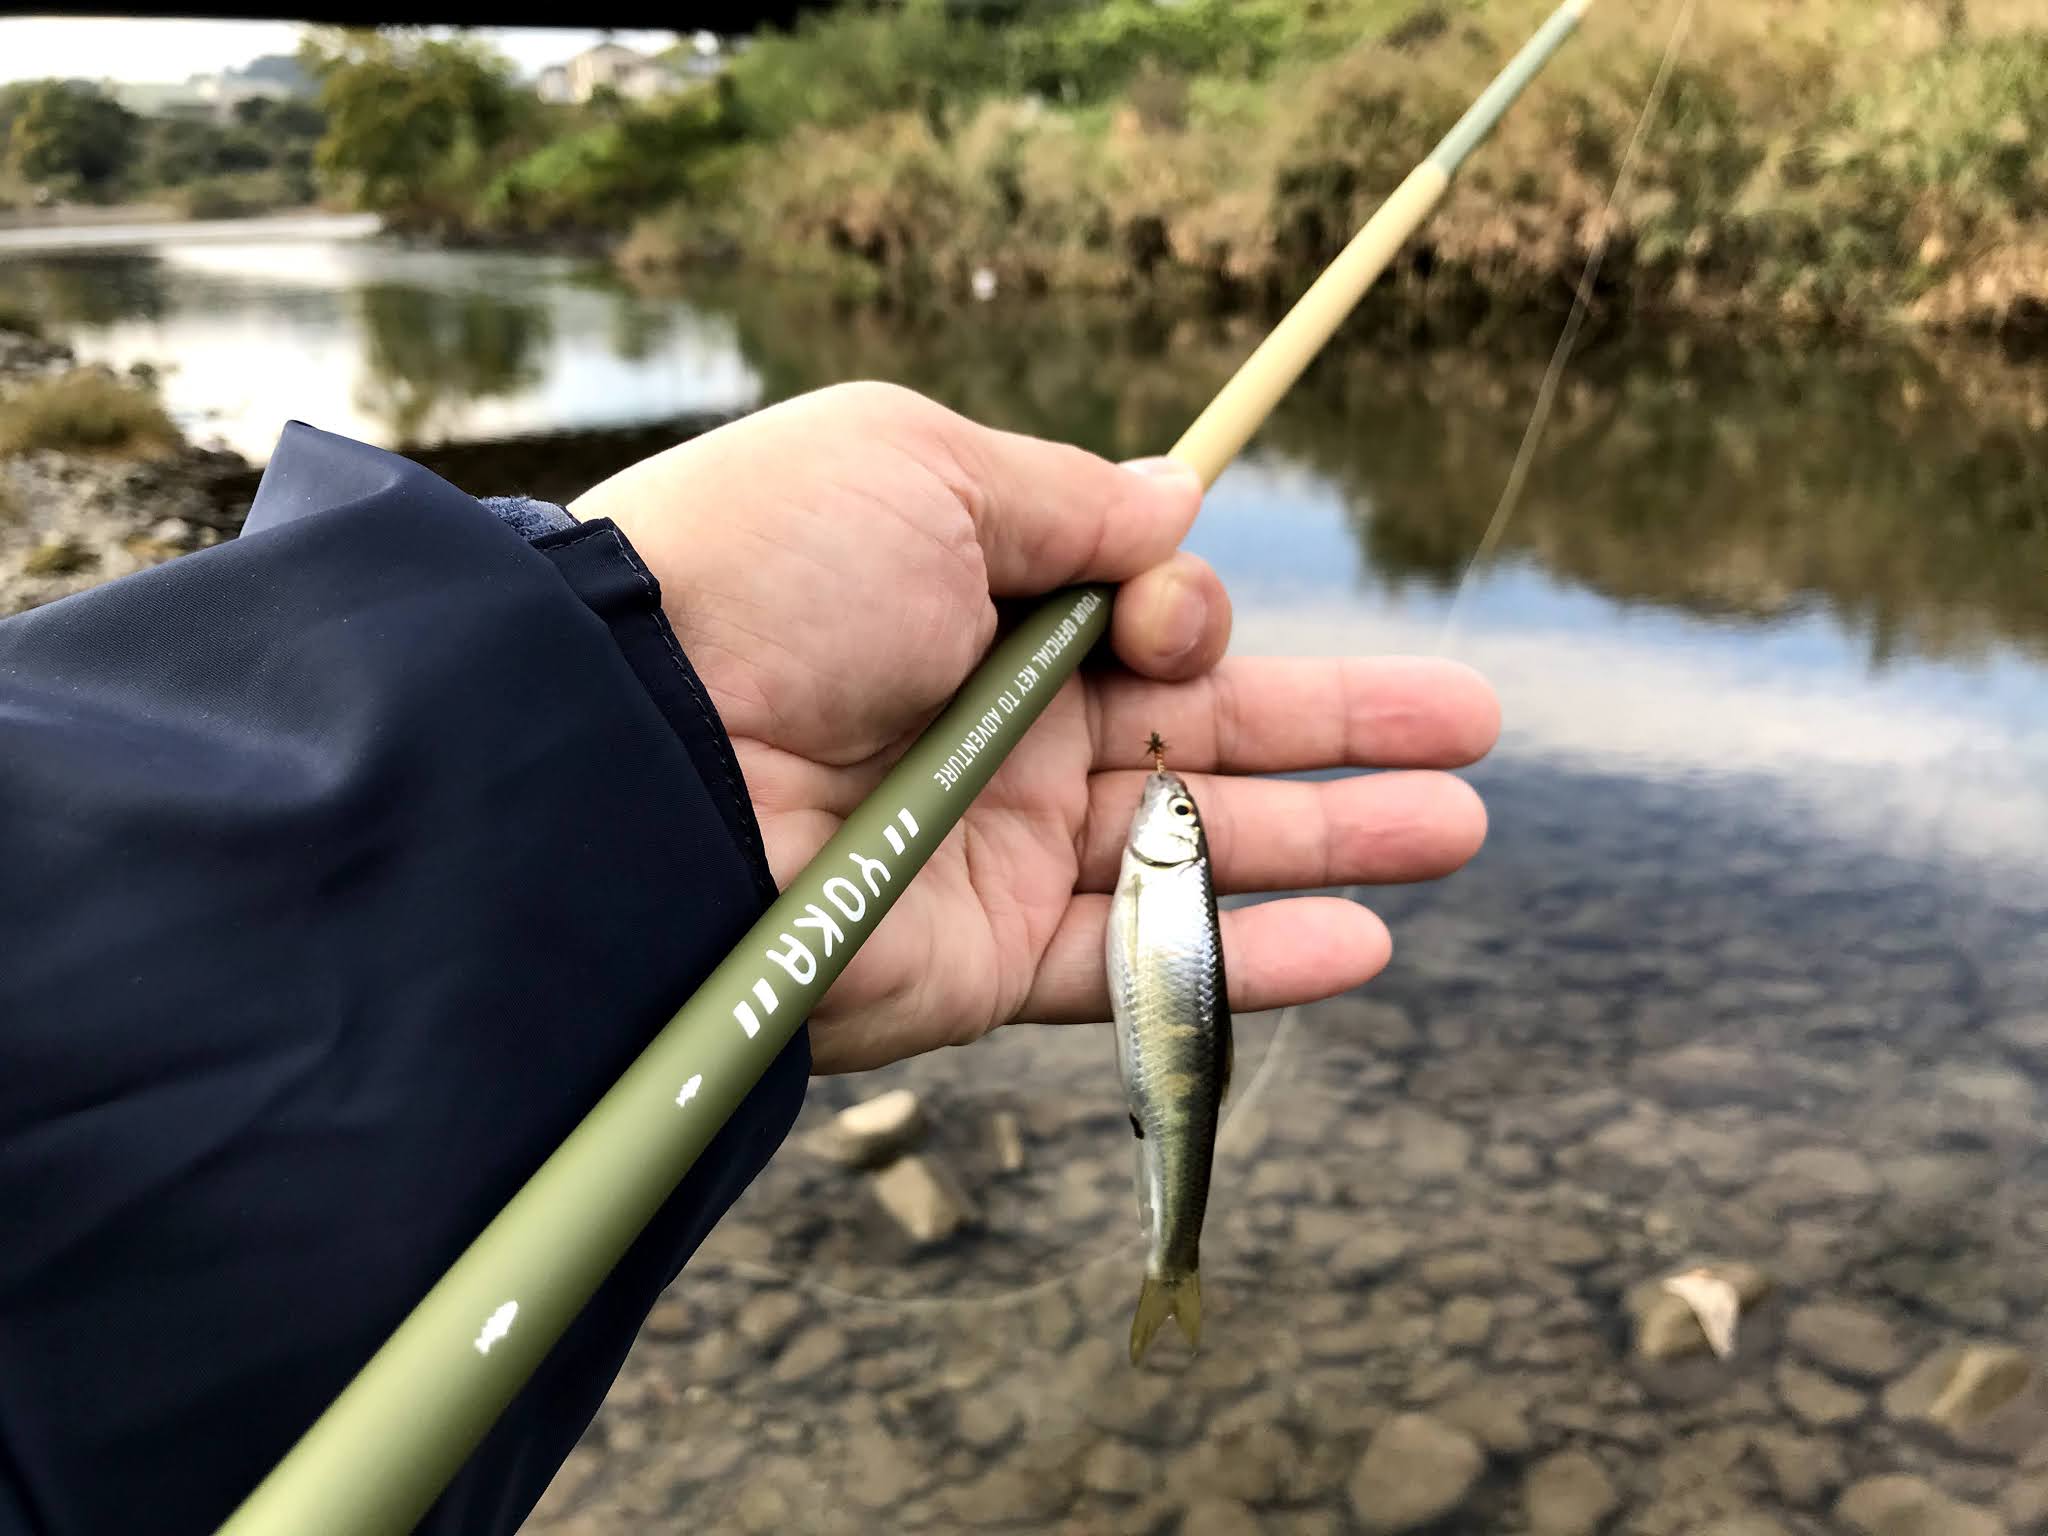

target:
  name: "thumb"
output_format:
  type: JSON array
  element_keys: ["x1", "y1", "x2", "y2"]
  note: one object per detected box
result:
[{"x1": 946, "y1": 422, "x2": 1203, "y2": 595}]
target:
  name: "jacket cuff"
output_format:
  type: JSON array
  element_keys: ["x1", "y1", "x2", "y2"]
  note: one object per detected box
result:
[{"x1": 478, "y1": 494, "x2": 578, "y2": 542}]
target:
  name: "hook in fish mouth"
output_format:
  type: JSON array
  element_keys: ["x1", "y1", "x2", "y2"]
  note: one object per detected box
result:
[{"x1": 1147, "y1": 731, "x2": 1167, "y2": 771}]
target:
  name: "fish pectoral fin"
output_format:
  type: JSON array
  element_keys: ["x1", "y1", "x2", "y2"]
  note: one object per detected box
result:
[{"x1": 1129, "y1": 1272, "x2": 1203, "y2": 1365}]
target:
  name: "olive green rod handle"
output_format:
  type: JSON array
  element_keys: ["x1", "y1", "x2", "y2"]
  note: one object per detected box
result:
[{"x1": 215, "y1": 5, "x2": 1594, "y2": 1530}]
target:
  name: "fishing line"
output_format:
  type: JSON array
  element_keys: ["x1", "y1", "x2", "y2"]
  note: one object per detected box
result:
[
  {"x1": 1436, "y1": 0, "x2": 1698, "y2": 647},
  {"x1": 692, "y1": 1003, "x2": 1302, "y2": 1313}
]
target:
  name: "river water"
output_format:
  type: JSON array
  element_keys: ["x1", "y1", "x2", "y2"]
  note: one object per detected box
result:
[{"x1": 10, "y1": 232, "x2": 2048, "y2": 1533}]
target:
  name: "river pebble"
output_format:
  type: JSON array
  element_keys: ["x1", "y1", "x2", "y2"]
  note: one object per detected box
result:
[
  {"x1": 1836, "y1": 1474, "x2": 2004, "y2": 1536},
  {"x1": 873, "y1": 1155, "x2": 977, "y2": 1243},
  {"x1": 804, "y1": 1089, "x2": 928, "y2": 1168},
  {"x1": 1525, "y1": 1448, "x2": 1620, "y2": 1535},
  {"x1": 1347, "y1": 1413, "x2": 1483, "y2": 1534},
  {"x1": 1784, "y1": 1303, "x2": 1905, "y2": 1379}
]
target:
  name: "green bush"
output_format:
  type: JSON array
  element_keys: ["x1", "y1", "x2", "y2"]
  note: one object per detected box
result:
[
  {"x1": 481, "y1": 91, "x2": 733, "y2": 234},
  {"x1": 721, "y1": 1, "x2": 1010, "y2": 139},
  {"x1": 170, "y1": 169, "x2": 303, "y2": 219}
]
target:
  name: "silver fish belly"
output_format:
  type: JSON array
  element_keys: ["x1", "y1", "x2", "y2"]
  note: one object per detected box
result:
[{"x1": 1107, "y1": 764, "x2": 1232, "y2": 1364}]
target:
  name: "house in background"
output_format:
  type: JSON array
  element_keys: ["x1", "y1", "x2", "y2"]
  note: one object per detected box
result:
[
  {"x1": 535, "y1": 34, "x2": 738, "y2": 105},
  {"x1": 107, "y1": 53, "x2": 312, "y2": 123}
]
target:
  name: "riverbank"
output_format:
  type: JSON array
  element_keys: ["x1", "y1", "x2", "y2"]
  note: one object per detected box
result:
[
  {"x1": 586, "y1": 0, "x2": 2048, "y2": 340},
  {"x1": 0, "y1": 329, "x2": 251, "y2": 615},
  {"x1": 0, "y1": 303, "x2": 749, "y2": 616},
  {"x1": 0, "y1": 209, "x2": 379, "y2": 256}
]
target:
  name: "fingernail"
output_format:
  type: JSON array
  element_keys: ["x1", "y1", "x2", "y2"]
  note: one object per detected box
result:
[
  {"x1": 1121, "y1": 455, "x2": 1200, "y2": 489},
  {"x1": 1157, "y1": 572, "x2": 1205, "y2": 661}
]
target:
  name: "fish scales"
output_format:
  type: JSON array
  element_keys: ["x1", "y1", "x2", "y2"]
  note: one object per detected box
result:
[{"x1": 1107, "y1": 760, "x2": 1231, "y2": 1364}]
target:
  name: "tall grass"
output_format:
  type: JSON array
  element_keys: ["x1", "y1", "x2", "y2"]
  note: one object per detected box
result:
[{"x1": 0, "y1": 372, "x2": 182, "y2": 458}]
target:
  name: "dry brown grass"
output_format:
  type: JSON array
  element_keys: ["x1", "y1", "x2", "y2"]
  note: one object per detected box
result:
[{"x1": 0, "y1": 371, "x2": 182, "y2": 459}]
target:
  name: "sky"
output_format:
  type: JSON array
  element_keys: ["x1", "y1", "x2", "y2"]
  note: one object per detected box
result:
[{"x1": 0, "y1": 20, "x2": 682, "y2": 84}]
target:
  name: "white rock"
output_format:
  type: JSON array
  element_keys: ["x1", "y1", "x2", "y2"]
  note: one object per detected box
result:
[
  {"x1": 805, "y1": 1088, "x2": 926, "y2": 1168},
  {"x1": 873, "y1": 1154, "x2": 976, "y2": 1244},
  {"x1": 1664, "y1": 1268, "x2": 1742, "y2": 1359},
  {"x1": 991, "y1": 1111, "x2": 1026, "y2": 1173}
]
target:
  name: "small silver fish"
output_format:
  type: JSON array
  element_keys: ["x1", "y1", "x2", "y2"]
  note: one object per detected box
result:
[{"x1": 1107, "y1": 735, "x2": 1232, "y2": 1364}]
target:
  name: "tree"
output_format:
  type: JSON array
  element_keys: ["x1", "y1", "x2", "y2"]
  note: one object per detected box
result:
[
  {"x1": 298, "y1": 29, "x2": 532, "y2": 229},
  {"x1": 4, "y1": 82, "x2": 140, "y2": 199}
]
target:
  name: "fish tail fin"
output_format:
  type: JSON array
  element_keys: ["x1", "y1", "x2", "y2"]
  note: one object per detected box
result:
[{"x1": 1129, "y1": 1271, "x2": 1203, "y2": 1364}]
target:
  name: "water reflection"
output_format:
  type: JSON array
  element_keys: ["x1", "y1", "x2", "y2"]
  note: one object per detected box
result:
[
  {"x1": 353, "y1": 282, "x2": 552, "y2": 446},
  {"x1": 5, "y1": 245, "x2": 760, "y2": 458},
  {"x1": 694, "y1": 281, "x2": 2048, "y2": 669},
  {"x1": 16, "y1": 240, "x2": 2048, "y2": 679},
  {"x1": 6, "y1": 255, "x2": 171, "y2": 327}
]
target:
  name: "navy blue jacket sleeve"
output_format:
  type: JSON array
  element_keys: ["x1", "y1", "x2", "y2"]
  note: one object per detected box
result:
[{"x1": 0, "y1": 423, "x2": 808, "y2": 1536}]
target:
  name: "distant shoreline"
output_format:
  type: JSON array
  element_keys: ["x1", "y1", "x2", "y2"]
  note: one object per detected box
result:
[
  {"x1": 0, "y1": 210, "x2": 381, "y2": 254},
  {"x1": 0, "y1": 202, "x2": 179, "y2": 230}
]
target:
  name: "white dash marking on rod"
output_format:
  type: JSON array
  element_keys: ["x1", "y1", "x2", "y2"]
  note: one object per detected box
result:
[
  {"x1": 475, "y1": 1300, "x2": 518, "y2": 1355},
  {"x1": 883, "y1": 825, "x2": 905, "y2": 855},
  {"x1": 734, "y1": 1000, "x2": 761, "y2": 1038},
  {"x1": 898, "y1": 809, "x2": 919, "y2": 838},
  {"x1": 752, "y1": 977, "x2": 778, "y2": 1014},
  {"x1": 676, "y1": 1073, "x2": 703, "y2": 1108}
]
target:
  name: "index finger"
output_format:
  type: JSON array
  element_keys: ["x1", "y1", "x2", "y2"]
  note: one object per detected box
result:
[{"x1": 1085, "y1": 655, "x2": 1500, "y2": 773}]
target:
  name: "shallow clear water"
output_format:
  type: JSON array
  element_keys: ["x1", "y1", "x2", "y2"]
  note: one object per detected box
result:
[{"x1": 12, "y1": 234, "x2": 2048, "y2": 1533}]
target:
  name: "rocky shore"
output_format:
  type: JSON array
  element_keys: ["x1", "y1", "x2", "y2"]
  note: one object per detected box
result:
[{"x1": 0, "y1": 329, "x2": 253, "y2": 617}]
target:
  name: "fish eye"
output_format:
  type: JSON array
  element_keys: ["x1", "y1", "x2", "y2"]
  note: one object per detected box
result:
[{"x1": 1170, "y1": 799, "x2": 1194, "y2": 818}]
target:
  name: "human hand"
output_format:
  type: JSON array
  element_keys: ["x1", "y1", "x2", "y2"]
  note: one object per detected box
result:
[{"x1": 571, "y1": 383, "x2": 1498, "y2": 1073}]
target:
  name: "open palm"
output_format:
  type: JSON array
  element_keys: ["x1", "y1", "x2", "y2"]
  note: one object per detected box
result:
[{"x1": 574, "y1": 383, "x2": 1497, "y2": 1073}]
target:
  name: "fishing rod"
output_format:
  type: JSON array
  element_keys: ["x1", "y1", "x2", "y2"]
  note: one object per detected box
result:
[{"x1": 216, "y1": 4, "x2": 1595, "y2": 1530}]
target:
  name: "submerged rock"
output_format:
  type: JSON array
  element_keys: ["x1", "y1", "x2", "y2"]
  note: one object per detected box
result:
[
  {"x1": 1329, "y1": 1226, "x2": 1413, "y2": 1282},
  {"x1": 1438, "y1": 1296, "x2": 1495, "y2": 1351},
  {"x1": 1994, "y1": 1012, "x2": 2048, "y2": 1069},
  {"x1": 990, "y1": 1110, "x2": 1026, "y2": 1173},
  {"x1": 1079, "y1": 1439, "x2": 1155, "y2": 1497},
  {"x1": 872, "y1": 1155, "x2": 976, "y2": 1243},
  {"x1": 1348, "y1": 1414, "x2": 1484, "y2": 1533},
  {"x1": 1435, "y1": 1386, "x2": 1533, "y2": 1455},
  {"x1": 734, "y1": 1290, "x2": 805, "y2": 1348},
  {"x1": 1775, "y1": 1362, "x2": 1865, "y2": 1428},
  {"x1": 1386, "y1": 1107, "x2": 1473, "y2": 1181},
  {"x1": 1887, "y1": 1342, "x2": 2045, "y2": 1457},
  {"x1": 1785, "y1": 1302, "x2": 1906, "y2": 1380},
  {"x1": 1750, "y1": 1429, "x2": 1845, "y2": 1507},
  {"x1": 804, "y1": 1089, "x2": 926, "y2": 1168},
  {"x1": 1762, "y1": 1147, "x2": 1881, "y2": 1208},
  {"x1": 1930, "y1": 1344, "x2": 2034, "y2": 1431},
  {"x1": 1629, "y1": 1262, "x2": 1772, "y2": 1362},
  {"x1": 1524, "y1": 1449, "x2": 1620, "y2": 1535},
  {"x1": 1836, "y1": 1474, "x2": 2003, "y2": 1536}
]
